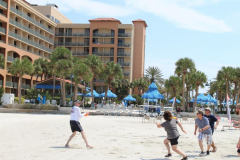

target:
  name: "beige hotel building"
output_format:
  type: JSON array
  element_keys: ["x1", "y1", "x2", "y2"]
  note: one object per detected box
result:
[{"x1": 0, "y1": 0, "x2": 147, "y2": 95}]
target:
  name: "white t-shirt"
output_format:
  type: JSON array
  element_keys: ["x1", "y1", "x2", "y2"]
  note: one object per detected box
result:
[{"x1": 70, "y1": 106, "x2": 86, "y2": 121}]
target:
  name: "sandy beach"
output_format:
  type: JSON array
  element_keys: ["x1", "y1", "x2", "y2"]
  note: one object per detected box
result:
[{"x1": 0, "y1": 113, "x2": 239, "y2": 160}]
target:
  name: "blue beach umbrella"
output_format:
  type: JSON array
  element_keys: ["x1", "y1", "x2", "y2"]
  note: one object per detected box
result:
[
  {"x1": 169, "y1": 98, "x2": 181, "y2": 104},
  {"x1": 123, "y1": 95, "x2": 136, "y2": 101},
  {"x1": 190, "y1": 100, "x2": 202, "y2": 104},
  {"x1": 192, "y1": 94, "x2": 208, "y2": 102},
  {"x1": 100, "y1": 90, "x2": 117, "y2": 98},
  {"x1": 85, "y1": 90, "x2": 100, "y2": 98}
]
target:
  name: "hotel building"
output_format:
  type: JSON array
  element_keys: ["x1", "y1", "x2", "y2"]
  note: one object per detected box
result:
[{"x1": 0, "y1": 0, "x2": 147, "y2": 95}]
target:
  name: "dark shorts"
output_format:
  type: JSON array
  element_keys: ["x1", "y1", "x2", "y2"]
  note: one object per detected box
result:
[
  {"x1": 238, "y1": 149, "x2": 240, "y2": 153},
  {"x1": 211, "y1": 127, "x2": 214, "y2": 135},
  {"x1": 167, "y1": 136, "x2": 179, "y2": 146},
  {"x1": 70, "y1": 120, "x2": 83, "y2": 132}
]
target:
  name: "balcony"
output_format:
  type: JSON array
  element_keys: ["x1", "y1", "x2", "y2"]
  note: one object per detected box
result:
[
  {"x1": 118, "y1": 43, "x2": 131, "y2": 47},
  {"x1": 54, "y1": 42, "x2": 89, "y2": 46},
  {"x1": 21, "y1": 84, "x2": 30, "y2": 89},
  {"x1": 118, "y1": 33, "x2": 131, "y2": 37},
  {"x1": 118, "y1": 62, "x2": 130, "y2": 66},
  {"x1": 124, "y1": 72, "x2": 130, "y2": 77},
  {"x1": 7, "y1": 56, "x2": 17, "y2": 62},
  {"x1": 92, "y1": 41, "x2": 114, "y2": 44},
  {"x1": 117, "y1": 52, "x2": 130, "y2": 57},
  {"x1": 10, "y1": 19, "x2": 54, "y2": 44},
  {"x1": 55, "y1": 32, "x2": 90, "y2": 37},
  {"x1": 8, "y1": 43, "x2": 49, "y2": 59},
  {"x1": 0, "y1": 26, "x2": 6, "y2": 34},
  {"x1": 93, "y1": 33, "x2": 114, "y2": 37},
  {"x1": 8, "y1": 31, "x2": 52, "y2": 53},
  {"x1": 0, "y1": 0, "x2": 7, "y2": 8},
  {"x1": 5, "y1": 81, "x2": 18, "y2": 88},
  {"x1": 92, "y1": 52, "x2": 114, "y2": 56},
  {"x1": 72, "y1": 52, "x2": 89, "y2": 56},
  {"x1": 10, "y1": 6, "x2": 54, "y2": 34},
  {"x1": 0, "y1": 80, "x2": 2, "y2": 86}
]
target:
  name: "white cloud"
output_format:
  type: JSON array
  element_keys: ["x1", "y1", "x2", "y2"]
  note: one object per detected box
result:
[
  {"x1": 30, "y1": 0, "x2": 232, "y2": 33},
  {"x1": 125, "y1": 0, "x2": 232, "y2": 33}
]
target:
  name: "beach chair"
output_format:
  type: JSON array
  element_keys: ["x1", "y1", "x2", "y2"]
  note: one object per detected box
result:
[
  {"x1": 181, "y1": 117, "x2": 188, "y2": 124},
  {"x1": 115, "y1": 105, "x2": 122, "y2": 117},
  {"x1": 103, "y1": 105, "x2": 109, "y2": 117},
  {"x1": 127, "y1": 106, "x2": 133, "y2": 117},
  {"x1": 142, "y1": 115, "x2": 150, "y2": 123},
  {"x1": 96, "y1": 104, "x2": 102, "y2": 112},
  {"x1": 121, "y1": 106, "x2": 128, "y2": 116},
  {"x1": 108, "y1": 104, "x2": 115, "y2": 117},
  {"x1": 156, "y1": 116, "x2": 162, "y2": 123}
]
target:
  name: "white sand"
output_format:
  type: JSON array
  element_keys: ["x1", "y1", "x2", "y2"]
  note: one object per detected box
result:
[{"x1": 0, "y1": 113, "x2": 239, "y2": 160}]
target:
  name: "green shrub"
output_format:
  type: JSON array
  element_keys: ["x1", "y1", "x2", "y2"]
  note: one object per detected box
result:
[
  {"x1": 14, "y1": 97, "x2": 25, "y2": 104},
  {"x1": 0, "y1": 87, "x2": 4, "y2": 105},
  {"x1": 131, "y1": 94, "x2": 143, "y2": 105},
  {"x1": 40, "y1": 104, "x2": 58, "y2": 110},
  {"x1": 20, "y1": 104, "x2": 35, "y2": 109}
]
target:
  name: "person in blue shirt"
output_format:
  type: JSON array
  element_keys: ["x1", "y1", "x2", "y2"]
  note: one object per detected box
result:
[{"x1": 204, "y1": 107, "x2": 219, "y2": 152}]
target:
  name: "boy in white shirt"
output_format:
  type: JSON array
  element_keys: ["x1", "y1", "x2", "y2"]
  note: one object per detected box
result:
[{"x1": 65, "y1": 100, "x2": 93, "y2": 148}]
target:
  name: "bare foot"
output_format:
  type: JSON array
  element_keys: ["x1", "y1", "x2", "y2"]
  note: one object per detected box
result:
[
  {"x1": 86, "y1": 145, "x2": 93, "y2": 149},
  {"x1": 65, "y1": 144, "x2": 70, "y2": 148},
  {"x1": 211, "y1": 147, "x2": 217, "y2": 152}
]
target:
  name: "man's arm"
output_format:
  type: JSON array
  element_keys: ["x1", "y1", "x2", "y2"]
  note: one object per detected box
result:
[
  {"x1": 194, "y1": 124, "x2": 198, "y2": 135},
  {"x1": 77, "y1": 108, "x2": 86, "y2": 118}
]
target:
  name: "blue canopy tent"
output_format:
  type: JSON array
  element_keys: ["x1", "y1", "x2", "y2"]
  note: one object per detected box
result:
[
  {"x1": 123, "y1": 95, "x2": 136, "y2": 101},
  {"x1": 142, "y1": 82, "x2": 164, "y2": 106},
  {"x1": 190, "y1": 100, "x2": 202, "y2": 104},
  {"x1": 85, "y1": 90, "x2": 100, "y2": 98},
  {"x1": 169, "y1": 98, "x2": 181, "y2": 104},
  {"x1": 36, "y1": 84, "x2": 61, "y2": 89},
  {"x1": 100, "y1": 90, "x2": 117, "y2": 98},
  {"x1": 192, "y1": 94, "x2": 208, "y2": 106}
]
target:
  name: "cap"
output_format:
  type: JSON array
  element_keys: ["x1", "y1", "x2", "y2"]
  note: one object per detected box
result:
[
  {"x1": 205, "y1": 107, "x2": 211, "y2": 112},
  {"x1": 197, "y1": 110, "x2": 204, "y2": 115},
  {"x1": 74, "y1": 100, "x2": 81, "y2": 104}
]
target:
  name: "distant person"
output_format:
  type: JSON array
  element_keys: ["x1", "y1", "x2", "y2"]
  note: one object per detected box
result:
[
  {"x1": 65, "y1": 100, "x2": 93, "y2": 148},
  {"x1": 156, "y1": 111, "x2": 188, "y2": 160},
  {"x1": 204, "y1": 107, "x2": 219, "y2": 152},
  {"x1": 194, "y1": 110, "x2": 212, "y2": 156}
]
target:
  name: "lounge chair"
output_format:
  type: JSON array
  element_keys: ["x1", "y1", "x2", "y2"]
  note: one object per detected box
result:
[
  {"x1": 115, "y1": 105, "x2": 122, "y2": 117},
  {"x1": 103, "y1": 105, "x2": 109, "y2": 117},
  {"x1": 142, "y1": 115, "x2": 150, "y2": 123}
]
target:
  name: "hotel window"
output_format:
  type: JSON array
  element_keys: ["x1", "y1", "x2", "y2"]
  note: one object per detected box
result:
[
  {"x1": 118, "y1": 48, "x2": 124, "y2": 53},
  {"x1": 110, "y1": 48, "x2": 114, "y2": 53},
  {"x1": 59, "y1": 38, "x2": 64, "y2": 42},
  {"x1": 0, "y1": 9, "x2": 3, "y2": 15},
  {"x1": 111, "y1": 30, "x2": 115, "y2": 37},
  {"x1": 84, "y1": 38, "x2": 89, "y2": 45},
  {"x1": 55, "y1": 18, "x2": 60, "y2": 24},
  {"x1": 27, "y1": 46, "x2": 29, "y2": 51},
  {"x1": 51, "y1": 16, "x2": 54, "y2": 21},
  {"x1": 93, "y1": 38, "x2": 98, "y2": 43},
  {"x1": 14, "y1": 41, "x2": 16, "y2": 46},
  {"x1": 0, "y1": 22, "x2": 2, "y2": 27},
  {"x1": 92, "y1": 47, "x2": 98, "y2": 53},
  {"x1": 28, "y1": 35, "x2": 30, "y2": 39},
  {"x1": 15, "y1": 17, "x2": 18, "y2": 22},
  {"x1": 48, "y1": 25, "x2": 51, "y2": 29},
  {"x1": 110, "y1": 57, "x2": 114, "y2": 62},
  {"x1": 65, "y1": 38, "x2": 72, "y2": 42},
  {"x1": 28, "y1": 24, "x2": 30, "y2": 28},
  {"x1": 15, "y1": 29, "x2": 17, "y2": 34},
  {"x1": 39, "y1": 50, "x2": 41, "y2": 55},
  {"x1": 40, "y1": 30, "x2": 41, "y2": 34},
  {"x1": 27, "y1": 13, "x2": 31, "y2": 17},
  {"x1": 66, "y1": 28, "x2": 72, "y2": 36},
  {"x1": 117, "y1": 57, "x2": 124, "y2": 63},
  {"x1": 111, "y1": 38, "x2": 114, "y2": 44},
  {"x1": 16, "y1": 6, "x2": 18, "y2": 10},
  {"x1": 84, "y1": 47, "x2": 89, "y2": 53},
  {"x1": 46, "y1": 15, "x2": 50, "y2": 18},
  {"x1": 40, "y1": 20, "x2": 42, "y2": 23},
  {"x1": 39, "y1": 40, "x2": 41, "y2": 44},
  {"x1": 118, "y1": 38, "x2": 125, "y2": 43}
]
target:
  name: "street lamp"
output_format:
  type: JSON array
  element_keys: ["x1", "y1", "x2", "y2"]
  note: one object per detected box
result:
[
  {"x1": 205, "y1": 79, "x2": 212, "y2": 111},
  {"x1": 70, "y1": 74, "x2": 74, "y2": 105}
]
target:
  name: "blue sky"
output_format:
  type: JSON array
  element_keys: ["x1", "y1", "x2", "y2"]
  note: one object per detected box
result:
[{"x1": 32, "y1": 0, "x2": 240, "y2": 93}]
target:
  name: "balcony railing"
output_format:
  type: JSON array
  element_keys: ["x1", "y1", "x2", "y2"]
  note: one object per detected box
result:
[
  {"x1": 118, "y1": 33, "x2": 131, "y2": 37},
  {"x1": 0, "y1": 26, "x2": 6, "y2": 34},
  {"x1": 7, "y1": 56, "x2": 17, "y2": 62},
  {"x1": 118, "y1": 43, "x2": 131, "y2": 47},
  {"x1": 117, "y1": 52, "x2": 130, "y2": 57},
  {"x1": 72, "y1": 52, "x2": 89, "y2": 56},
  {"x1": 0, "y1": 80, "x2": 2, "y2": 86},
  {"x1": 21, "y1": 84, "x2": 30, "y2": 89},
  {"x1": 93, "y1": 52, "x2": 114, "y2": 56},
  {"x1": 9, "y1": 19, "x2": 54, "y2": 44},
  {"x1": 93, "y1": 41, "x2": 114, "y2": 44},
  {"x1": 8, "y1": 31, "x2": 52, "y2": 53},
  {"x1": 55, "y1": 32, "x2": 90, "y2": 37},
  {"x1": 118, "y1": 62, "x2": 130, "y2": 66},
  {"x1": 5, "y1": 81, "x2": 18, "y2": 88},
  {"x1": 10, "y1": 6, "x2": 54, "y2": 34},
  {"x1": 0, "y1": 0, "x2": 7, "y2": 8},
  {"x1": 93, "y1": 33, "x2": 114, "y2": 37},
  {"x1": 8, "y1": 43, "x2": 49, "y2": 59},
  {"x1": 124, "y1": 72, "x2": 130, "y2": 76},
  {"x1": 54, "y1": 42, "x2": 89, "y2": 46}
]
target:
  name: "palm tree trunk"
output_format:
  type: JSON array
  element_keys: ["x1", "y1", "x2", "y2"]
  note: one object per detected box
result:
[
  {"x1": 41, "y1": 73, "x2": 44, "y2": 81},
  {"x1": 226, "y1": 81, "x2": 229, "y2": 102},
  {"x1": 73, "y1": 83, "x2": 78, "y2": 101},
  {"x1": 182, "y1": 74, "x2": 186, "y2": 112},
  {"x1": 193, "y1": 86, "x2": 199, "y2": 112},
  {"x1": 53, "y1": 73, "x2": 56, "y2": 97},
  {"x1": 36, "y1": 76, "x2": 38, "y2": 82},
  {"x1": 232, "y1": 82, "x2": 238, "y2": 110},
  {"x1": 237, "y1": 83, "x2": 240, "y2": 104},
  {"x1": 104, "y1": 84, "x2": 109, "y2": 100},
  {"x1": 186, "y1": 86, "x2": 189, "y2": 110},
  {"x1": 59, "y1": 75, "x2": 63, "y2": 106},
  {"x1": 13, "y1": 75, "x2": 16, "y2": 95},
  {"x1": 62, "y1": 76, "x2": 66, "y2": 107},
  {"x1": 18, "y1": 75, "x2": 22, "y2": 104},
  {"x1": 90, "y1": 81, "x2": 94, "y2": 103},
  {"x1": 30, "y1": 75, "x2": 33, "y2": 88}
]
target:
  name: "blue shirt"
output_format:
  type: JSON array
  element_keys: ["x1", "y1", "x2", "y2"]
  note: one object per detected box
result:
[
  {"x1": 204, "y1": 114, "x2": 218, "y2": 128},
  {"x1": 195, "y1": 116, "x2": 212, "y2": 135}
]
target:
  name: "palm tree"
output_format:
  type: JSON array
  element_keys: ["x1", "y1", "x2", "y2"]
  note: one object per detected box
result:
[
  {"x1": 175, "y1": 57, "x2": 196, "y2": 111},
  {"x1": 131, "y1": 79, "x2": 138, "y2": 94},
  {"x1": 136, "y1": 78, "x2": 148, "y2": 96},
  {"x1": 14, "y1": 58, "x2": 33, "y2": 104},
  {"x1": 56, "y1": 59, "x2": 73, "y2": 106},
  {"x1": 229, "y1": 68, "x2": 238, "y2": 109},
  {"x1": 145, "y1": 66, "x2": 164, "y2": 85},
  {"x1": 217, "y1": 66, "x2": 234, "y2": 104},
  {"x1": 190, "y1": 71, "x2": 207, "y2": 111},
  {"x1": 50, "y1": 47, "x2": 73, "y2": 97},
  {"x1": 165, "y1": 76, "x2": 182, "y2": 111},
  {"x1": 102, "y1": 61, "x2": 123, "y2": 99},
  {"x1": 236, "y1": 68, "x2": 240, "y2": 104},
  {"x1": 0, "y1": 54, "x2": 5, "y2": 69},
  {"x1": 8, "y1": 60, "x2": 19, "y2": 95},
  {"x1": 72, "y1": 59, "x2": 93, "y2": 101},
  {"x1": 85, "y1": 55, "x2": 104, "y2": 103}
]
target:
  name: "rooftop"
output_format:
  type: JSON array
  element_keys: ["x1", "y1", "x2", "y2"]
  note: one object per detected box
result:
[
  {"x1": 89, "y1": 18, "x2": 122, "y2": 24},
  {"x1": 132, "y1": 19, "x2": 148, "y2": 27}
]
